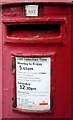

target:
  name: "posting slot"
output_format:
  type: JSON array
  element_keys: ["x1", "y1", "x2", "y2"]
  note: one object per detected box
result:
[{"x1": 6, "y1": 23, "x2": 65, "y2": 43}]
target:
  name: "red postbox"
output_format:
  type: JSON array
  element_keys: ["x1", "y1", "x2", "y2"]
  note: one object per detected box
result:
[{"x1": 1, "y1": 0, "x2": 73, "y2": 119}]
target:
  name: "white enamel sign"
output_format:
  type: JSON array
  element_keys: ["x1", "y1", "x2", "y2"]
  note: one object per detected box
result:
[
  {"x1": 16, "y1": 57, "x2": 51, "y2": 111},
  {"x1": 25, "y1": 5, "x2": 38, "y2": 17}
]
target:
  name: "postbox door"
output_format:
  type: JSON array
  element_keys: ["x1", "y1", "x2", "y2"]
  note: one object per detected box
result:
[{"x1": 2, "y1": 4, "x2": 71, "y2": 118}]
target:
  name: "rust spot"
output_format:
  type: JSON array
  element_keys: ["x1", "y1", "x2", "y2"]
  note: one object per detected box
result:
[
  {"x1": 12, "y1": 61, "x2": 15, "y2": 73},
  {"x1": 50, "y1": 98, "x2": 54, "y2": 110},
  {"x1": 12, "y1": 97, "x2": 14, "y2": 100},
  {"x1": 13, "y1": 103, "x2": 17, "y2": 108}
]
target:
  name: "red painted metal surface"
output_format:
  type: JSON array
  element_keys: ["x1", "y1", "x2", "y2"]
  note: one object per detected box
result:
[
  {"x1": 1, "y1": 2, "x2": 72, "y2": 119},
  {"x1": 1, "y1": 0, "x2": 73, "y2": 5},
  {"x1": 0, "y1": 5, "x2": 2, "y2": 120},
  {"x1": 71, "y1": 6, "x2": 73, "y2": 119}
]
